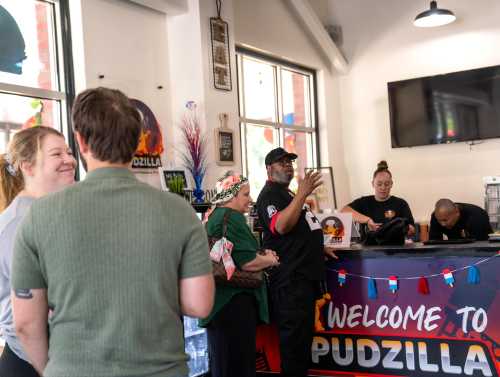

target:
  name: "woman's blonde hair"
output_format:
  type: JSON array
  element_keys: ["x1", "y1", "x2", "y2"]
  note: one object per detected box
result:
[{"x1": 0, "y1": 126, "x2": 63, "y2": 211}]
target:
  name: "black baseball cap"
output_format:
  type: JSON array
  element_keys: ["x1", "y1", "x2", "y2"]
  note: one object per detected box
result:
[{"x1": 265, "y1": 147, "x2": 298, "y2": 166}]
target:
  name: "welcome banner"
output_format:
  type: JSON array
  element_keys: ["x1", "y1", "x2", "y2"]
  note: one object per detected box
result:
[{"x1": 256, "y1": 250, "x2": 500, "y2": 377}]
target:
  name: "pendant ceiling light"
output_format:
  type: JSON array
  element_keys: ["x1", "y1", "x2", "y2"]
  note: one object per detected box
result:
[{"x1": 414, "y1": 1, "x2": 456, "y2": 28}]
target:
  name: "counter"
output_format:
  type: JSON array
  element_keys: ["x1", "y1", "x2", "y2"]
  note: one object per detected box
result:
[{"x1": 256, "y1": 242, "x2": 500, "y2": 377}]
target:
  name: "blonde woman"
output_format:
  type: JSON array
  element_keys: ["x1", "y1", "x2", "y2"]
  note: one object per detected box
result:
[{"x1": 0, "y1": 127, "x2": 76, "y2": 377}]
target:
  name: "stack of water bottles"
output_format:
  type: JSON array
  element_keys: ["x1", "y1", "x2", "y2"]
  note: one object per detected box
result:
[{"x1": 184, "y1": 316, "x2": 209, "y2": 377}]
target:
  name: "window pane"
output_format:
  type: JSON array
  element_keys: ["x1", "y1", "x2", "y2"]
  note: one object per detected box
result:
[
  {"x1": 281, "y1": 69, "x2": 311, "y2": 126},
  {"x1": 244, "y1": 124, "x2": 278, "y2": 197},
  {"x1": 0, "y1": 92, "x2": 61, "y2": 153},
  {"x1": 242, "y1": 57, "x2": 277, "y2": 122},
  {"x1": 0, "y1": 0, "x2": 59, "y2": 91},
  {"x1": 283, "y1": 130, "x2": 315, "y2": 176}
]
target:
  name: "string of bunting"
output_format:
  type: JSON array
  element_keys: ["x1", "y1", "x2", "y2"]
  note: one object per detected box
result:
[{"x1": 328, "y1": 251, "x2": 499, "y2": 299}]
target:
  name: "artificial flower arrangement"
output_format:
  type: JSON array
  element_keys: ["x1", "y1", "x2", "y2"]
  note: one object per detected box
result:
[{"x1": 180, "y1": 101, "x2": 208, "y2": 202}]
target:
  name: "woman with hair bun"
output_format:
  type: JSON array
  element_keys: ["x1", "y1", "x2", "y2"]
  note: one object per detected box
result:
[
  {"x1": 0, "y1": 126, "x2": 76, "y2": 377},
  {"x1": 341, "y1": 160, "x2": 415, "y2": 236}
]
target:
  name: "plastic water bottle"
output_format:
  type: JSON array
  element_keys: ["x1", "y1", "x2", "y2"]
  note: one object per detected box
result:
[
  {"x1": 201, "y1": 347, "x2": 209, "y2": 372},
  {"x1": 185, "y1": 337, "x2": 196, "y2": 375},
  {"x1": 184, "y1": 316, "x2": 197, "y2": 336},
  {"x1": 183, "y1": 317, "x2": 190, "y2": 336},
  {"x1": 194, "y1": 332, "x2": 207, "y2": 353},
  {"x1": 194, "y1": 332, "x2": 208, "y2": 374}
]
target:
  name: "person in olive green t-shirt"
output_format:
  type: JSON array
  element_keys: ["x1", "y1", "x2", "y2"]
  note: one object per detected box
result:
[
  {"x1": 201, "y1": 172, "x2": 279, "y2": 377},
  {"x1": 11, "y1": 87, "x2": 214, "y2": 377}
]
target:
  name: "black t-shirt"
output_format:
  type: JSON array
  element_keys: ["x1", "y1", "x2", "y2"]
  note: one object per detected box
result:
[
  {"x1": 348, "y1": 195, "x2": 415, "y2": 225},
  {"x1": 255, "y1": 181, "x2": 325, "y2": 288},
  {"x1": 429, "y1": 203, "x2": 492, "y2": 241}
]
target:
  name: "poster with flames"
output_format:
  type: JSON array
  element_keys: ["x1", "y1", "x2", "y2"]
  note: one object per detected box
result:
[
  {"x1": 130, "y1": 99, "x2": 164, "y2": 169},
  {"x1": 256, "y1": 251, "x2": 500, "y2": 377}
]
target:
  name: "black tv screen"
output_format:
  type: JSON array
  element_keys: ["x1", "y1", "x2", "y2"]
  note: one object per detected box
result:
[{"x1": 388, "y1": 65, "x2": 500, "y2": 148}]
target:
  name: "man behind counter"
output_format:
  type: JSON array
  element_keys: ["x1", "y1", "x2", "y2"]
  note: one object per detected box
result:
[{"x1": 429, "y1": 198, "x2": 493, "y2": 241}]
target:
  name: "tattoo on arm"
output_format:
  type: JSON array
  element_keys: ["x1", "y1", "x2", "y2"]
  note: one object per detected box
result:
[{"x1": 15, "y1": 289, "x2": 33, "y2": 299}]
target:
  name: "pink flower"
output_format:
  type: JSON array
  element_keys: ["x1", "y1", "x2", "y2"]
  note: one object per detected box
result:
[
  {"x1": 220, "y1": 175, "x2": 240, "y2": 190},
  {"x1": 221, "y1": 178, "x2": 233, "y2": 190}
]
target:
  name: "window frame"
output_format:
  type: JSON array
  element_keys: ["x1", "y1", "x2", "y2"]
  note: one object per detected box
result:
[
  {"x1": 236, "y1": 48, "x2": 320, "y2": 180},
  {"x1": 0, "y1": 0, "x2": 77, "y2": 177}
]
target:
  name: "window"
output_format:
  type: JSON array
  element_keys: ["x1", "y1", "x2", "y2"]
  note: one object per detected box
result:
[
  {"x1": 0, "y1": 0, "x2": 74, "y2": 156},
  {"x1": 237, "y1": 50, "x2": 318, "y2": 196}
]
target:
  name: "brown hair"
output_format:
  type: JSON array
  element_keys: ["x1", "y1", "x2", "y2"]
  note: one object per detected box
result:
[
  {"x1": 372, "y1": 160, "x2": 392, "y2": 179},
  {"x1": 0, "y1": 126, "x2": 63, "y2": 211},
  {"x1": 72, "y1": 87, "x2": 142, "y2": 164}
]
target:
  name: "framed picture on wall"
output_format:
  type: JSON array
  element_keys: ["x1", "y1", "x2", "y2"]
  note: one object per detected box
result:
[
  {"x1": 305, "y1": 166, "x2": 337, "y2": 212},
  {"x1": 210, "y1": 17, "x2": 232, "y2": 91},
  {"x1": 215, "y1": 128, "x2": 235, "y2": 166},
  {"x1": 158, "y1": 168, "x2": 189, "y2": 194}
]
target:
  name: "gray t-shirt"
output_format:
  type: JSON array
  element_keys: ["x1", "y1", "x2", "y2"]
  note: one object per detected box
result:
[
  {"x1": 12, "y1": 168, "x2": 212, "y2": 377},
  {"x1": 0, "y1": 196, "x2": 34, "y2": 361}
]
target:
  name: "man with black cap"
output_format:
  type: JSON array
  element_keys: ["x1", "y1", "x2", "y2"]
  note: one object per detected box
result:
[{"x1": 255, "y1": 147, "x2": 335, "y2": 377}]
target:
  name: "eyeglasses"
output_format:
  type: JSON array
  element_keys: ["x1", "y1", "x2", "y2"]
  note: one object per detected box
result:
[
  {"x1": 274, "y1": 159, "x2": 295, "y2": 167},
  {"x1": 374, "y1": 182, "x2": 393, "y2": 188}
]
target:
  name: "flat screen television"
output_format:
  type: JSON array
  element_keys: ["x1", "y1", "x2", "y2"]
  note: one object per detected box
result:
[{"x1": 388, "y1": 65, "x2": 500, "y2": 148}]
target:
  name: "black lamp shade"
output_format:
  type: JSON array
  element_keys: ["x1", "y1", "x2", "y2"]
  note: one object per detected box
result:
[{"x1": 414, "y1": 1, "x2": 456, "y2": 28}]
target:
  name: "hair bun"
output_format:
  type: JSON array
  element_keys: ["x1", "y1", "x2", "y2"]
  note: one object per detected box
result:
[{"x1": 377, "y1": 160, "x2": 388, "y2": 170}]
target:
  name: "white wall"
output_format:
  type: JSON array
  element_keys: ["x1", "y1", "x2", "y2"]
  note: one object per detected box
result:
[
  {"x1": 166, "y1": 0, "x2": 241, "y2": 188},
  {"x1": 70, "y1": 0, "x2": 171, "y2": 187},
  {"x1": 166, "y1": 0, "x2": 207, "y2": 174},
  {"x1": 69, "y1": 0, "x2": 351, "y2": 201},
  {"x1": 233, "y1": 0, "x2": 351, "y2": 207},
  {"x1": 311, "y1": 0, "x2": 500, "y2": 222},
  {"x1": 130, "y1": 0, "x2": 188, "y2": 14},
  {"x1": 197, "y1": 0, "x2": 241, "y2": 186},
  {"x1": 70, "y1": 0, "x2": 241, "y2": 190}
]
